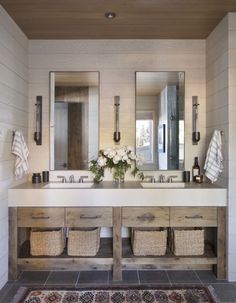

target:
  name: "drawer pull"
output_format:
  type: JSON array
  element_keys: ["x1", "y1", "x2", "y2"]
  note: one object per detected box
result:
[
  {"x1": 80, "y1": 215, "x2": 101, "y2": 220},
  {"x1": 31, "y1": 216, "x2": 50, "y2": 220},
  {"x1": 185, "y1": 215, "x2": 203, "y2": 219},
  {"x1": 137, "y1": 214, "x2": 156, "y2": 221}
]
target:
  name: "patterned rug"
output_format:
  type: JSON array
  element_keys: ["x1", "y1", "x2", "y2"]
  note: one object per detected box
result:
[{"x1": 12, "y1": 286, "x2": 218, "y2": 303}]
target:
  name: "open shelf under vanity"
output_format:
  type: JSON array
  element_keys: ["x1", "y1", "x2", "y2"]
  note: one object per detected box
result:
[{"x1": 9, "y1": 206, "x2": 226, "y2": 281}]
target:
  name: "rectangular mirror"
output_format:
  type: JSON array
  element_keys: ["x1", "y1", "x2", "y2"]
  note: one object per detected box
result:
[
  {"x1": 50, "y1": 72, "x2": 99, "y2": 170},
  {"x1": 136, "y1": 71, "x2": 184, "y2": 170}
]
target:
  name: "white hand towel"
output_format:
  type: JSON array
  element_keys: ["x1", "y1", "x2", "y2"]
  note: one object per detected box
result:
[
  {"x1": 12, "y1": 130, "x2": 29, "y2": 179},
  {"x1": 204, "y1": 130, "x2": 223, "y2": 183}
]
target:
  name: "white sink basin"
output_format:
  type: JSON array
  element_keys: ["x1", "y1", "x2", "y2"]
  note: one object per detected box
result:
[
  {"x1": 43, "y1": 182, "x2": 94, "y2": 189},
  {"x1": 141, "y1": 182, "x2": 185, "y2": 188}
]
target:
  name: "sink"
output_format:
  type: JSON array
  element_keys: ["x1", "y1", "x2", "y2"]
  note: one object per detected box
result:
[
  {"x1": 141, "y1": 182, "x2": 185, "y2": 188},
  {"x1": 43, "y1": 182, "x2": 94, "y2": 189}
]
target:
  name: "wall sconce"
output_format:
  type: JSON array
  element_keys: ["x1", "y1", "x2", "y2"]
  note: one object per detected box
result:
[
  {"x1": 113, "y1": 96, "x2": 121, "y2": 144},
  {"x1": 192, "y1": 96, "x2": 200, "y2": 144},
  {"x1": 34, "y1": 96, "x2": 42, "y2": 145}
]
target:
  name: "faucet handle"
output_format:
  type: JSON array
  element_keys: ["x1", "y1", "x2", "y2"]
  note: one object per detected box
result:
[
  {"x1": 57, "y1": 176, "x2": 67, "y2": 183},
  {"x1": 144, "y1": 175, "x2": 155, "y2": 183},
  {"x1": 168, "y1": 175, "x2": 178, "y2": 183},
  {"x1": 68, "y1": 175, "x2": 75, "y2": 183},
  {"x1": 79, "y1": 176, "x2": 88, "y2": 183},
  {"x1": 159, "y1": 174, "x2": 165, "y2": 183}
]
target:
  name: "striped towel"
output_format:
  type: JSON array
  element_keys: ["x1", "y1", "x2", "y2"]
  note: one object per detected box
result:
[
  {"x1": 12, "y1": 130, "x2": 29, "y2": 179},
  {"x1": 204, "y1": 130, "x2": 223, "y2": 183}
]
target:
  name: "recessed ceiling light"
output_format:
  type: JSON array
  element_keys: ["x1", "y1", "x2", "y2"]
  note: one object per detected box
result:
[{"x1": 105, "y1": 12, "x2": 116, "y2": 19}]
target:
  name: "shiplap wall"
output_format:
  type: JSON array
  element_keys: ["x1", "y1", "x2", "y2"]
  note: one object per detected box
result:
[
  {"x1": 28, "y1": 40, "x2": 206, "y2": 175},
  {"x1": 0, "y1": 6, "x2": 28, "y2": 288},
  {"x1": 228, "y1": 13, "x2": 236, "y2": 281},
  {"x1": 206, "y1": 12, "x2": 236, "y2": 281},
  {"x1": 206, "y1": 16, "x2": 229, "y2": 187}
]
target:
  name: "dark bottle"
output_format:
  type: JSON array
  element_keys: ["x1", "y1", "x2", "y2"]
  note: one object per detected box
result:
[{"x1": 192, "y1": 157, "x2": 200, "y2": 181}]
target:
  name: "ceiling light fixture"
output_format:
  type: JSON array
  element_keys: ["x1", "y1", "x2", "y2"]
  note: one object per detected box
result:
[{"x1": 105, "y1": 12, "x2": 116, "y2": 19}]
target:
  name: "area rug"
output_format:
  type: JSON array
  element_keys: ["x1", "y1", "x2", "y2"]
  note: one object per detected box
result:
[{"x1": 12, "y1": 286, "x2": 218, "y2": 303}]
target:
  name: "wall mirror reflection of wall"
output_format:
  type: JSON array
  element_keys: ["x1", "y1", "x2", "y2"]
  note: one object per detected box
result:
[
  {"x1": 136, "y1": 71, "x2": 185, "y2": 171},
  {"x1": 50, "y1": 72, "x2": 99, "y2": 170}
]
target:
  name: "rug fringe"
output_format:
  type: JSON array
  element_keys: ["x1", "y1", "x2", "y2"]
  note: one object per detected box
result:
[
  {"x1": 208, "y1": 285, "x2": 220, "y2": 303},
  {"x1": 10, "y1": 287, "x2": 28, "y2": 303}
]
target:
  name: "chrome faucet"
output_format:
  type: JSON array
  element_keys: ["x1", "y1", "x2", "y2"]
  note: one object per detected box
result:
[
  {"x1": 159, "y1": 174, "x2": 165, "y2": 183},
  {"x1": 68, "y1": 175, "x2": 75, "y2": 183},
  {"x1": 168, "y1": 175, "x2": 178, "y2": 183},
  {"x1": 79, "y1": 176, "x2": 88, "y2": 183},
  {"x1": 144, "y1": 175, "x2": 155, "y2": 183},
  {"x1": 57, "y1": 176, "x2": 67, "y2": 183}
]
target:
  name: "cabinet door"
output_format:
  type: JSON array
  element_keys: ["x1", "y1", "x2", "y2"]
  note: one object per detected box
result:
[
  {"x1": 170, "y1": 207, "x2": 217, "y2": 227},
  {"x1": 65, "y1": 207, "x2": 113, "y2": 227},
  {"x1": 122, "y1": 207, "x2": 169, "y2": 227},
  {"x1": 18, "y1": 208, "x2": 65, "y2": 227}
]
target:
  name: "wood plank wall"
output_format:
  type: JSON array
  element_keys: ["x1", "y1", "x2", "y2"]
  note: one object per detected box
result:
[
  {"x1": 0, "y1": 5, "x2": 28, "y2": 288},
  {"x1": 28, "y1": 39, "x2": 206, "y2": 175}
]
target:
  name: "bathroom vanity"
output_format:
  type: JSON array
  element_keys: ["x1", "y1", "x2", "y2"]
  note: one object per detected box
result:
[{"x1": 8, "y1": 182, "x2": 227, "y2": 281}]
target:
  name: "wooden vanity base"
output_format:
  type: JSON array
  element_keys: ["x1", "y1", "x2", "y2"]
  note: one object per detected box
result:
[{"x1": 9, "y1": 206, "x2": 226, "y2": 281}]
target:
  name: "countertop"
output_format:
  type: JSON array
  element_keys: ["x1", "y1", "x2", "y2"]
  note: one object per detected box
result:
[
  {"x1": 9, "y1": 181, "x2": 225, "y2": 189},
  {"x1": 8, "y1": 181, "x2": 227, "y2": 207}
]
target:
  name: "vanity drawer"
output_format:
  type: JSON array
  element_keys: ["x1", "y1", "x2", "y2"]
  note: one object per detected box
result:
[
  {"x1": 170, "y1": 207, "x2": 218, "y2": 227},
  {"x1": 18, "y1": 208, "x2": 65, "y2": 227},
  {"x1": 122, "y1": 207, "x2": 169, "y2": 227},
  {"x1": 65, "y1": 207, "x2": 113, "y2": 227}
]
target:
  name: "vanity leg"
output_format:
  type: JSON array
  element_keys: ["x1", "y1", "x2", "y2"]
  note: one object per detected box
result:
[
  {"x1": 113, "y1": 207, "x2": 122, "y2": 281},
  {"x1": 214, "y1": 207, "x2": 226, "y2": 279},
  {"x1": 9, "y1": 207, "x2": 19, "y2": 280}
]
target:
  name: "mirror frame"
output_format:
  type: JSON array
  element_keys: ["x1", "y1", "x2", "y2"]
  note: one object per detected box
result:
[
  {"x1": 49, "y1": 71, "x2": 100, "y2": 171},
  {"x1": 135, "y1": 71, "x2": 185, "y2": 171}
]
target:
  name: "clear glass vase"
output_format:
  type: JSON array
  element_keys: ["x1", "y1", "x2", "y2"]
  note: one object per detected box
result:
[{"x1": 113, "y1": 166, "x2": 125, "y2": 184}]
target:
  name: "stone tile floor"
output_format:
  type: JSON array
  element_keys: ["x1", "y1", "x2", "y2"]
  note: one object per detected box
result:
[{"x1": 0, "y1": 270, "x2": 236, "y2": 303}]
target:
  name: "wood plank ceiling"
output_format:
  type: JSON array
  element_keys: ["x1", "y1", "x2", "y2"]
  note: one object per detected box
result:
[{"x1": 1, "y1": 0, "x2": 236, "y2": 39}]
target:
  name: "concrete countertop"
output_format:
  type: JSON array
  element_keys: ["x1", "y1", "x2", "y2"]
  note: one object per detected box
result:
[
  {"x1": 8, "y1": 181, "x2": 227, "y2": 207},
  {"x1": 9, "y1": 181, "x2": 225, "y2": 190}
]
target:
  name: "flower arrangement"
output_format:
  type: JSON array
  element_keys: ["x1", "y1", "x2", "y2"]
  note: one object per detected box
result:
[{"x1": 89, "y1": 146, "x2": 144, "y2": 183}]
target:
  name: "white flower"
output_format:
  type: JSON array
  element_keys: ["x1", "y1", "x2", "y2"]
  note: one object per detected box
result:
[
  {"x1": 97, "y1": 156, "x2": 107, "y2": 167},
  {"x1": 127, "y1": 158, "x2": 131, "y2": 165},
  {"x1": 103, "y1": 148, "x2": 112, "y2": 156},
  {"x1": 117, "y1": 148, "x2": 126, "y2": 157},
  {"x1": 129, "y1": 151, "x2": 136, "y2": 160},
  {"x1": 113, "y1": 155, "x2": 122, "y2": 164},
  {"x1": 107, "y1": 149, "x2": 116, "y2": 159},
  {"x1": 122, "y1": 155, "x2": 128, "y2": 162}
]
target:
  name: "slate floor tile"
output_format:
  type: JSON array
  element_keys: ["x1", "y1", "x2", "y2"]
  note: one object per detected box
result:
[
  {"x1": 210, "y1": 283, "x2": 236, "y2": 302},
  {"x1": 167, "y1": 270, "x2": 201, "y2": 284},
  {"x1": 196, "y1": 270, "x2": 227, "y2": 284},
  {"x1": 77, "y1": 271, "x2": 108, "y2": 285},
  {"x1": 46, "y1": 271, "x2": 79, "y2": 285},
  {"x1": 108, "y1": 270, "x2": 139, "y2": 285},
  {"x1": 138, "y1": 270, "x2": 169, "y2": 284},
  {"x1": 16, "y1": 271, "x2": 50, "y2": 285}
]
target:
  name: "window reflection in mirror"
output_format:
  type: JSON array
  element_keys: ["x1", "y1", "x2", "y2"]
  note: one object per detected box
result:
[
  {"x1": 136, "y1": 72, "x2": 184, "y2": 170},
  {"x1": 50, "y1": 72, "x2": 99, "y2": 170}
]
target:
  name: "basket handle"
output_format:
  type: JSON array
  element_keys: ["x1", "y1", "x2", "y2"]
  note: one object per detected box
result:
[
  {"x1": 31, "y1": 216, "x2": 50, "y2": 220},
  {"x1": 185, "y1": 215, "x2": 203, "y2": 219},
  {"x1": 80, "y1": 215, "x2": 101, "y2": 219},
  {"x1": 137, "y1": 214, "x2": 155, "y2": 221}
]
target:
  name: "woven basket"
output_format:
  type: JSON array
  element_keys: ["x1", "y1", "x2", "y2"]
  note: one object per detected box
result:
[
  {"x1": 30, "y1": 228, "x2": 65, "y2": 256},
  {"x1": 68, "y1": 227, "x2": 100, "y2": 256},
  {"x1": 171, "y1": 228, "x2": 204, "y2": 256},
  {"x1": 131, "y1": 228, "x2": 167, "y2": 256}
]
